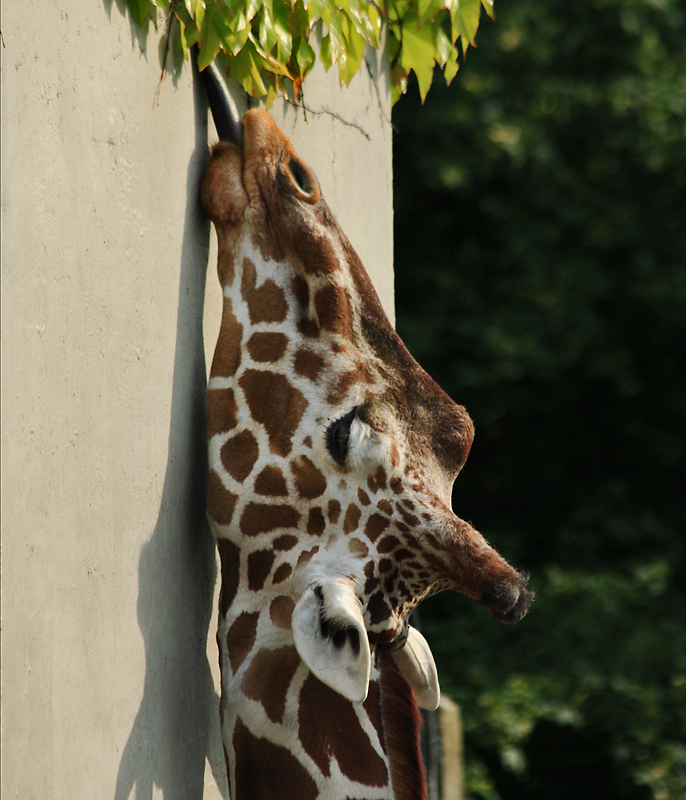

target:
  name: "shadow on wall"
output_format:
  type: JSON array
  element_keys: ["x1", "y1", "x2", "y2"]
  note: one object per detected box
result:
[{"x1": 114, "y1": 63, "x2": 229, "y2": 800}]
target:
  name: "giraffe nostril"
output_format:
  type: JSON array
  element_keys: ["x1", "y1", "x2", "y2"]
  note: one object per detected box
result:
[{"x1": 481, "y1": 578, "x2": 535, "y2": 624}]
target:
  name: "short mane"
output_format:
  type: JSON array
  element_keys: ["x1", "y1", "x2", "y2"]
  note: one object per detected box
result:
[{"x1": 378, "y1": 647, "x2": 429, "y2": 800}]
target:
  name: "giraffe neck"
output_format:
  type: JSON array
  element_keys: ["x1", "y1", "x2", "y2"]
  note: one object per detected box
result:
[{"x1": 216, "y1": 594, "x2": 427, "y2": 799}]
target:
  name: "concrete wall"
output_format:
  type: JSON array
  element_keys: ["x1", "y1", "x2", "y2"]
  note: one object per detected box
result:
[{"x1": 0, "y1": 3, "x2": 393, "y2": 797}]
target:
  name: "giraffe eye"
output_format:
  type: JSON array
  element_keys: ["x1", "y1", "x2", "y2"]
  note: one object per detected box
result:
[{"x1": 326, "y1": 407, "x2": 358, "y2": 466}]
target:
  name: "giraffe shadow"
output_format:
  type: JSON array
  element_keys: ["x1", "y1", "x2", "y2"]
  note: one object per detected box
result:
[{"x1": 113, "y1": 62, "x2": 229, "y2": 800}]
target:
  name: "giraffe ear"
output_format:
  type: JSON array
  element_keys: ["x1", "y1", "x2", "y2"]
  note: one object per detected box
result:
[
  {"x1": 392, "y1": 626, "x2": 441, "y2": 710},
  {"x1": 292, "y1": 580, "x2": 372, "y2": 704}
]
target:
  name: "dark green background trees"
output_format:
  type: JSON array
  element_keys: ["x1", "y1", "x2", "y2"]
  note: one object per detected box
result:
[{"x1": 392, "y1": 0, "x2": 686, "y2": 796}]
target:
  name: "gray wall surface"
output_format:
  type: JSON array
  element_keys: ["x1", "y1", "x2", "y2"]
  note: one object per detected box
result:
[{"x1": 0, "y1": 2, "x2": 393, "y2": 797}]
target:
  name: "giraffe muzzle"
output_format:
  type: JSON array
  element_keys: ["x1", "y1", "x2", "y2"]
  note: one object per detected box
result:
[{"x1": 480, "y1": 575, "x2": 534, "y2": 624}]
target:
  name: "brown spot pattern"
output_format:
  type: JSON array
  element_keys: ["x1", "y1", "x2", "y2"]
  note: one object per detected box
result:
[
  {"x1": 248, "y1": 549, "x2": 276, "y2": 591},
  {"x1": 297, "y1": 316, "x2": 320, "y2": 338},
  {"x1": 327, "y1": 366, "x2": 370, "y2": 406},
  {"x1": 239, "y1": 369, "x2": 308, "y2": 456},
  {"x1": 207, "y1": 470, "x2": 238, "y2": 526},
  {"x1": 365, "y1": 513, "x2": 390, "y2": 543},
  {"x1": 343, "y1": 504, "x2": 361, "y2": 534},
  {"x1": 269, "y1": 596, "x2": 295, "y2": 629},
  {"x1": 254, "y1": 465, "x2": 288, "y2": 496},
  {"x1": 377, "y1": 535, "x2": 400, "y2": 554},
  {"x1": 349, "y1": 538, "x2": 369, "y2": 557},
  {"x1": 358, "y1": 488, "x2": 371, "y2": 506},
  {"x1": 241, "y1": 646, "x2": 301, "y2": 723},
  {"x1": 239, "y1": 502, "x2": 300, "y2": 537},
  {"x1": 367, "y1": 466, "x2": 387, "y2": 493},
  {"x1": 273, "y1": 534, "x2": 298, "y2": 551},
  {"x1": 292, "y1": 274, "x2": 310, "y2": 309},
  {"x1": 220, "y1": 430, "x2": 259, "y2": 483},
  {"x1": 377, "y1": 499, "x2": 393, "y2": 515},
  {"x1": 241, "y1": 257, "x2": 288, "y2": 324},
  {"x1": 210, "y1": 299, "x2": 243, "y2": 378},
  {"x1": 314, "y1": 284, "x2": 354, "y2": 338},
  {"x1": 233, "y1": 718, "x2": 318, "y2": 800},
  {"x1": 299, "y1": 673, "x2": 389, "y2": 786},
  {"x1": 328, "y1": 500, "x2": 341, "y2": 523},
  {"x1": 227, "y1": 612, "x2": 260, "y2": 674},
  {"x1": 368, "y1": 592, "x2": 391, "y2": 625},
  {"x1": 272, "y1": 563, "x2": 292, "y2": 584},
  {"x1": 247, "y1": 331, "x2": 288, "y2": 363},
  {"x1": 216, "y1": 538, "x2": 241, "y2": 616},
  {"x1": 307, "y1": 507, "x2": 326, "y2": 536},
  {"x1": 294, "y1": 347, "x2": 325, "y2": 382},
  {"x1": 390, "y1": 477, "x2": 403, "y2": 494},
  {"x1": 290, "y1": 455, "x2": 327, "y2": 499},
  {"x1": 296, "y1": 547, "x2": 318, "y2": 568},
  {"x1": 207, "y1": 388, "x2": 238, "y2": 438}
]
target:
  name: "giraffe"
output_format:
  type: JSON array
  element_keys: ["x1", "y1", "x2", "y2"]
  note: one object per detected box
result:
[{"x1": 199, "y1": 66, "x2": 533, "y2": 800}]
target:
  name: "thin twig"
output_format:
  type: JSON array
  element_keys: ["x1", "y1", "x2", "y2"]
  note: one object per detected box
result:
[
  {"x1": 155, "y1": 11, "x2": 176, "y2": 106},
  {"x1": 282, "y1": 96, "x2": 371, "y2": 141},
  {"x1": 365, "y1": 58, "x2": 396, "y2": 132}
]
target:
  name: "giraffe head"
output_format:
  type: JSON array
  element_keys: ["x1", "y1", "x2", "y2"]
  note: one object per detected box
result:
[{"x1": 201, "y1": 99, "x2": 533, "y2": 709}]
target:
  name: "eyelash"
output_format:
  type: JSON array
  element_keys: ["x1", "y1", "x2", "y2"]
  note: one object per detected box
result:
[{"x1": 326, "y1": 407, "x2": 358, "y2": 466}]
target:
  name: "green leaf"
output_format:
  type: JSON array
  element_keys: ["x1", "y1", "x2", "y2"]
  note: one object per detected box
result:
[
  {"x1": 444, "y1": 45, "x2": 459, "y2": 83},
  {"x1": 272, "y1": 0, "x2": 294, "y2": 62},
  {"x1": 354, "y1": 1, "x2": 382, "y2": 46},
  {"x1": 339, "y1": 24, "x2": 367, "y2": 85},
  {"x1": 231, "y1": 23, "x2": 251, "y2": 55},
  {"x1": 388, "y1": 28, "x2": 402, "y2": 62},
  {"x1": 434, "y1": 18, "x2": 453, "y2": 67},
  {"x1": 305, "y1": 0, "x2": 333, "y2": 23},
  {"x1": 197, "y1": 7, "x2": 226, "y2": 69},
  {"x1": 296, "y1": 37, "x2": 316, "y2": 74},
  {"x1": 246, "y1": 0, "x2": 264, "y2": 21},
  {"x1": 258, "y1": 6, "x2": 278, "y2": 53},
  {"x1": 399, "y1": 11, "x2": 436, "y2": 101},
  {"x1": 162, "y1": 0, "x2": 488, "y2": 106},
  {"x1": 230, "y1": 40, "x2": 269, "y2": 95},
  {"x1": 184, "y1": 0, "x2": 202, "y2": 16},
  {"x1": 390, "y1": 62, "x2": 409, "y2": 103},
  {"x1": 387, "y1": 0, "x2": 409, "y2": 23},
  {"x1": 481, "y1": 0, "x2": 494, "y2": 19},
  {"x1": 325, "y1": 11, "x2": 344, "y2": 62},
  {"x1": 178, "y1": 18, "x2": 190, "y2": 59},
  {"x1": 450, "y1": 0, "x2": 481, "y2": 45},
  {"x1": 418, "y1": 0, "x2": 445, "y2": 27}
]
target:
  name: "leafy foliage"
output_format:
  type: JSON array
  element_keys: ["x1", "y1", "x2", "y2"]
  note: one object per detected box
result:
[
  {"x1": 392, "y1": 0, "x2": 686, "y2": 796},
  {"x1": 129, "y1": 0, "x2": 489, "y2": 104}
]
